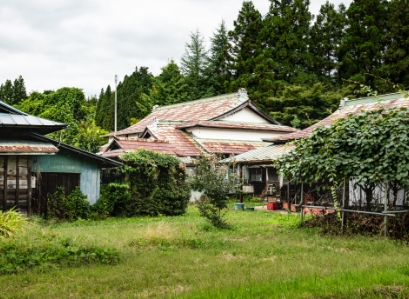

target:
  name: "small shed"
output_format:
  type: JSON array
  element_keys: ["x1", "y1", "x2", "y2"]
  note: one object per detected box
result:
[
  {"x1": 0, "y1": 100, "x2": 121, "y2": 215},
  {"x1": 31, "y1": 134, "x2": 122, "y2": 213}
]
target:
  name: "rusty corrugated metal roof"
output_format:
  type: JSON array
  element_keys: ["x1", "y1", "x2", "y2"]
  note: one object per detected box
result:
[
  {"x1": 265, "y1": 96, "x2": 409, "y2": 143},
  {"x1": 176, "y1": 120, "x2": 298, "y2": 132},
  {"x1": 106, "y1": 93, "x2": 244, "y2": 137},
  {"x1": 220, "y1": 144, "x2": 296, "y2": 163},
  {"x1": 145, "y1": 125, "x2": 202, "y2": 156},
  {"x1": 101, "y1": 125, "x2": 202, "y2": 158},
  {"x1": 194, "y1": 138, "x2": 269, "y2": 155},
  {"x1": 0, "y1": 138, "x2": 58, "y2": 154},
  {"x1": 101, "y1": 139, "x2": 177, "y2": 157}
]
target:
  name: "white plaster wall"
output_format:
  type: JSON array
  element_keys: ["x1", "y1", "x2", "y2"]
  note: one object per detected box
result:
[
  {"x1": 186, "y1": 127, "x2": 284, "y2": 141},
  {"x1": 221, "y1": 108, "x2": 270, "y2": 124}
]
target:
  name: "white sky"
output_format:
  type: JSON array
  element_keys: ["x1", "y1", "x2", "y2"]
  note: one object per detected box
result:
[{"x1": 0, "y1": 0, "x2": 351, "y2": 98}]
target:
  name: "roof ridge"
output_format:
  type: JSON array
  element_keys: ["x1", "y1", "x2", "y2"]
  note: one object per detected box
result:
[{"x1": 155, "y1": 93, "x2": 237, "y2": 111}]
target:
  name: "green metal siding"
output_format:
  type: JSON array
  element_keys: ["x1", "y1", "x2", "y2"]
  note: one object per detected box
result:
[
  {"x1": 32, "y1": 149, "x2": 82, "y2": 173},
  {"x1": 32, "y1": 148, "x2": 101, "y2": 204},
  {"x1": 80, "y1": 160, "x2": 100, "y2": 204}
]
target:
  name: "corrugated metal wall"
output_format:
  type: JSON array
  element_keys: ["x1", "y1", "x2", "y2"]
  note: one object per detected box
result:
[
  {"x1": 80, "y1": 161, "x2": 100, "y2": 204},
  {"x1": 33, "y1": 148, "x2": 101, "y2": 204}
]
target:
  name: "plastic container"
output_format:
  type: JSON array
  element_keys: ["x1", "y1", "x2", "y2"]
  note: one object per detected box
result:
[
  {"x1": 267, "y1": 201, "x2": 279, "y2": 210},
  {"x1": 246, "y1": 206, "x2": 255, "y2": 211},
  {"x1": 234, "y1": 203, "x2": 245, "y2": 210}
]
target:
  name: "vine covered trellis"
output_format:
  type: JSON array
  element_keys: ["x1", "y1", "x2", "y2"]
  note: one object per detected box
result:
[{"x1": 274, "y1": 104, "x2": 409, "y2": 237}]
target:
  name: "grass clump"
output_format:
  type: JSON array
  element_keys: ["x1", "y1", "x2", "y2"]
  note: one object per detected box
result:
[{"x1": 0, "y1": 208, "x2": 27, "y2": 238}]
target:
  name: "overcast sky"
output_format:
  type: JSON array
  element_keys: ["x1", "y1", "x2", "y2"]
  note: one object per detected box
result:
[{"x1": 0, "y1": 0, "x2": 351, "y2": 98}]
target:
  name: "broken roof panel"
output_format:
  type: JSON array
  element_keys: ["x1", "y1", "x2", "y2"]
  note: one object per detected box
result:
[
  {"x1": 220, "y1": 144, "x2": 296, "y2": 163},
  {"x1": 265, "y1": 95, "x2": 409, "y2": 143},
  {"x1": 194, "y1": 138, "x2": 269, "y2": 155}
]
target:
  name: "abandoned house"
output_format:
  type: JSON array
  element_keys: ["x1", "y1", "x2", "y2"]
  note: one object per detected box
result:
[
  {"x1": 227, "y1": 92, "x2": 409, "y2": 210},
  {"x1": 0, "y1": 100, "x2": 121, "y2": 215},
  {"x1": 100, "y1": 89, "x2": 298, "y2": 163}
]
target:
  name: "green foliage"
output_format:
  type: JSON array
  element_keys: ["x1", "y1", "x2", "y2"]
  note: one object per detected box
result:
[
  {"x1": 310, "y1": 2, "x2": 347, "y2": 85},
  {"x1": 94, "y1": 182, "x2": 132, "y2": 217},
  {"x1": 267, "y1": 83, "x2": 344, "y2": 129},
  {"x1": 150, "y1": 60, "x2": 189, "y2": 105},
  {"x1": 338, "y1": 0, "x2": 389, "y2": 90},
  {"x1": 47, "y1": 187, "x2": 91, "y2": 221},
  {"x1": 17, "y1": 87, "x2": 107, "y2": 153},
  {"x1": 116, "y1": 67, "x2": 154, "y2": 130},
  {"x1": 206, "y1": 20, "x2": 231, "y2": 95},
  {"x1": 381, "y1": 0, "x2": 409, "y2": 91},
  {"x1": 276, "y1": 105, "x2": 409, "y2": 208},
  {"x1": 0, "y1": 231, "x2": 120, "y2": 275},
  {"x1": 190, "y1": 154, "x2": 241, "y2": 228},
  {"x1": 119, "y1": 149, "x2": 190, "y2": 217},
  {"x1": 0, "y1": 75, "x2": 27, "y2": 105},
  {"x1": 181, "y1": 30, "x2": 214, "y2": 101},
  {"x1": 262, "y1": 0, "x2": 314, "y2": 84},
  {"x1": 0, "y1": 208, "x2": 27, "y2": 238}
]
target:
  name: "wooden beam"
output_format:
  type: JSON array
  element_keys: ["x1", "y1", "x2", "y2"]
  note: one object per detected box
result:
[
  {"x1": 27, "y1": 157, "x2": 32, "y2": 217},
  {"x1": 15, "y1": 156, "x2": 19, "y2": 209},
  {"x1": 3, "y1": 156, "x2": 7, "y2": 211}
]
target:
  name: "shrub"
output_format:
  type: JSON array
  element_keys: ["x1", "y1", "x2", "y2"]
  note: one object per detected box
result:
[
  {"x1": 47, "y1": 187, "x2": 91, "y2": 221},
  {"x1": 0, "y1": 208, "x2": 27, "y2": 238},
  {"x1": 190, "y1": 154, "x2": 241, "y2": 228},
  {"x1": 119, "y1": 150, "x2": 190, "y2": 217},
  {"x1": 93, "y1": 182, "x2": 132, "y2": 217}
]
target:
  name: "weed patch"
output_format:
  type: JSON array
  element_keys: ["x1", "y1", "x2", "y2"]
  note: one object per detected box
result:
[{"x1": 0, "y1": 228, "x2": 120, "y2": 275}]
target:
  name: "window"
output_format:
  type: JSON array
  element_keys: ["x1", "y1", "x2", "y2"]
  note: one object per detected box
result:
[{"x1": 250, "y1": 168, "x2": 262, "y2": 182}]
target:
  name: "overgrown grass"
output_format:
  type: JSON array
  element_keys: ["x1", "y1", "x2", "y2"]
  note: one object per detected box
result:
[{"x1": 1, "y1": 206, "x2": 409, "y2": 298}]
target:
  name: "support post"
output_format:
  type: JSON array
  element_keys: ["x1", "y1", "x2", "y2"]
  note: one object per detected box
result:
[
  {"x1": 384, "y1": 182, "x2": 388, "y2": 238},
  {"x1": 287, "y1": 181, "x2": 291, "y2": 212},
  {"x1": 3, "y1": 156, "x2": 8, "y2": 211},
  {"x1": 15, "y1": 156, "x2": 19, "y2": 209},
  {"x1": 300, "y1": 182, "x2": 304, "y2": 224},
  {"x1": 341, "y1": 179, "x2": 346, "y2": 233},
  {"x1": 27, "y1": 157, "x2": 32, "y2": 217}
]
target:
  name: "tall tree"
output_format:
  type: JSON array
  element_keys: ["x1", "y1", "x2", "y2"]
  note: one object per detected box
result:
[
  {"x1": 181, "y1": 29, "x2": 213, "y2": 101},
  {"x1": 116, "y1": 67, "x2": 153, "y2": 130},
  {"x1": 151, "y1": 60, "x2": 189, "y2": 106},
  {"x1": 95, "y1": 88, "x2": 105, "y2": 128},
  {"x1": 338, "y1": 0, "x2": 389, "y2": 89},
  {"x1": 206, "y1": 20, "x2": 231, "y2": 95},
  {"x1": 380, "y1": 0, "x2": 409, "y2": 90},
  {"x1": 227, "y1": 1, "x2": 273, "y2": 106},
  {"x1": 228, "y1": 1, "x2": 263, "y2": 82},
  {"x1": 262, "y1": 0, "x2": 314, "y2": 85},
  {"x1": 0, "y1": 76, "x2": 28, "y2": 105},
  {"x1": 0, "y1": 80, "x2": 14, "y2": 104},
  {"x1": 310, "y1": 2, "x2": 347, "y2": 85}
]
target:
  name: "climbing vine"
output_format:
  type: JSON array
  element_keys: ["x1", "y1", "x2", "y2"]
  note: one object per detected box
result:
[
  {"x1": 275, "y1": 106, "x2": 409, "y2": 209},
  {"x1": 118, "y1": 149, "x2": 190, "y2": 216}
]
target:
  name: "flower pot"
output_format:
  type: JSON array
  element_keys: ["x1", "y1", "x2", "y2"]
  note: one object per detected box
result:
[{"x1": 234, "y1": 203, "x2": 245, "y2": 210}]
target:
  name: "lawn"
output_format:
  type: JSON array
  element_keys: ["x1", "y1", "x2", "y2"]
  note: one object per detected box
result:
[{"x1": 1, "y1": 205, "x2": 409, "y2": 298}]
